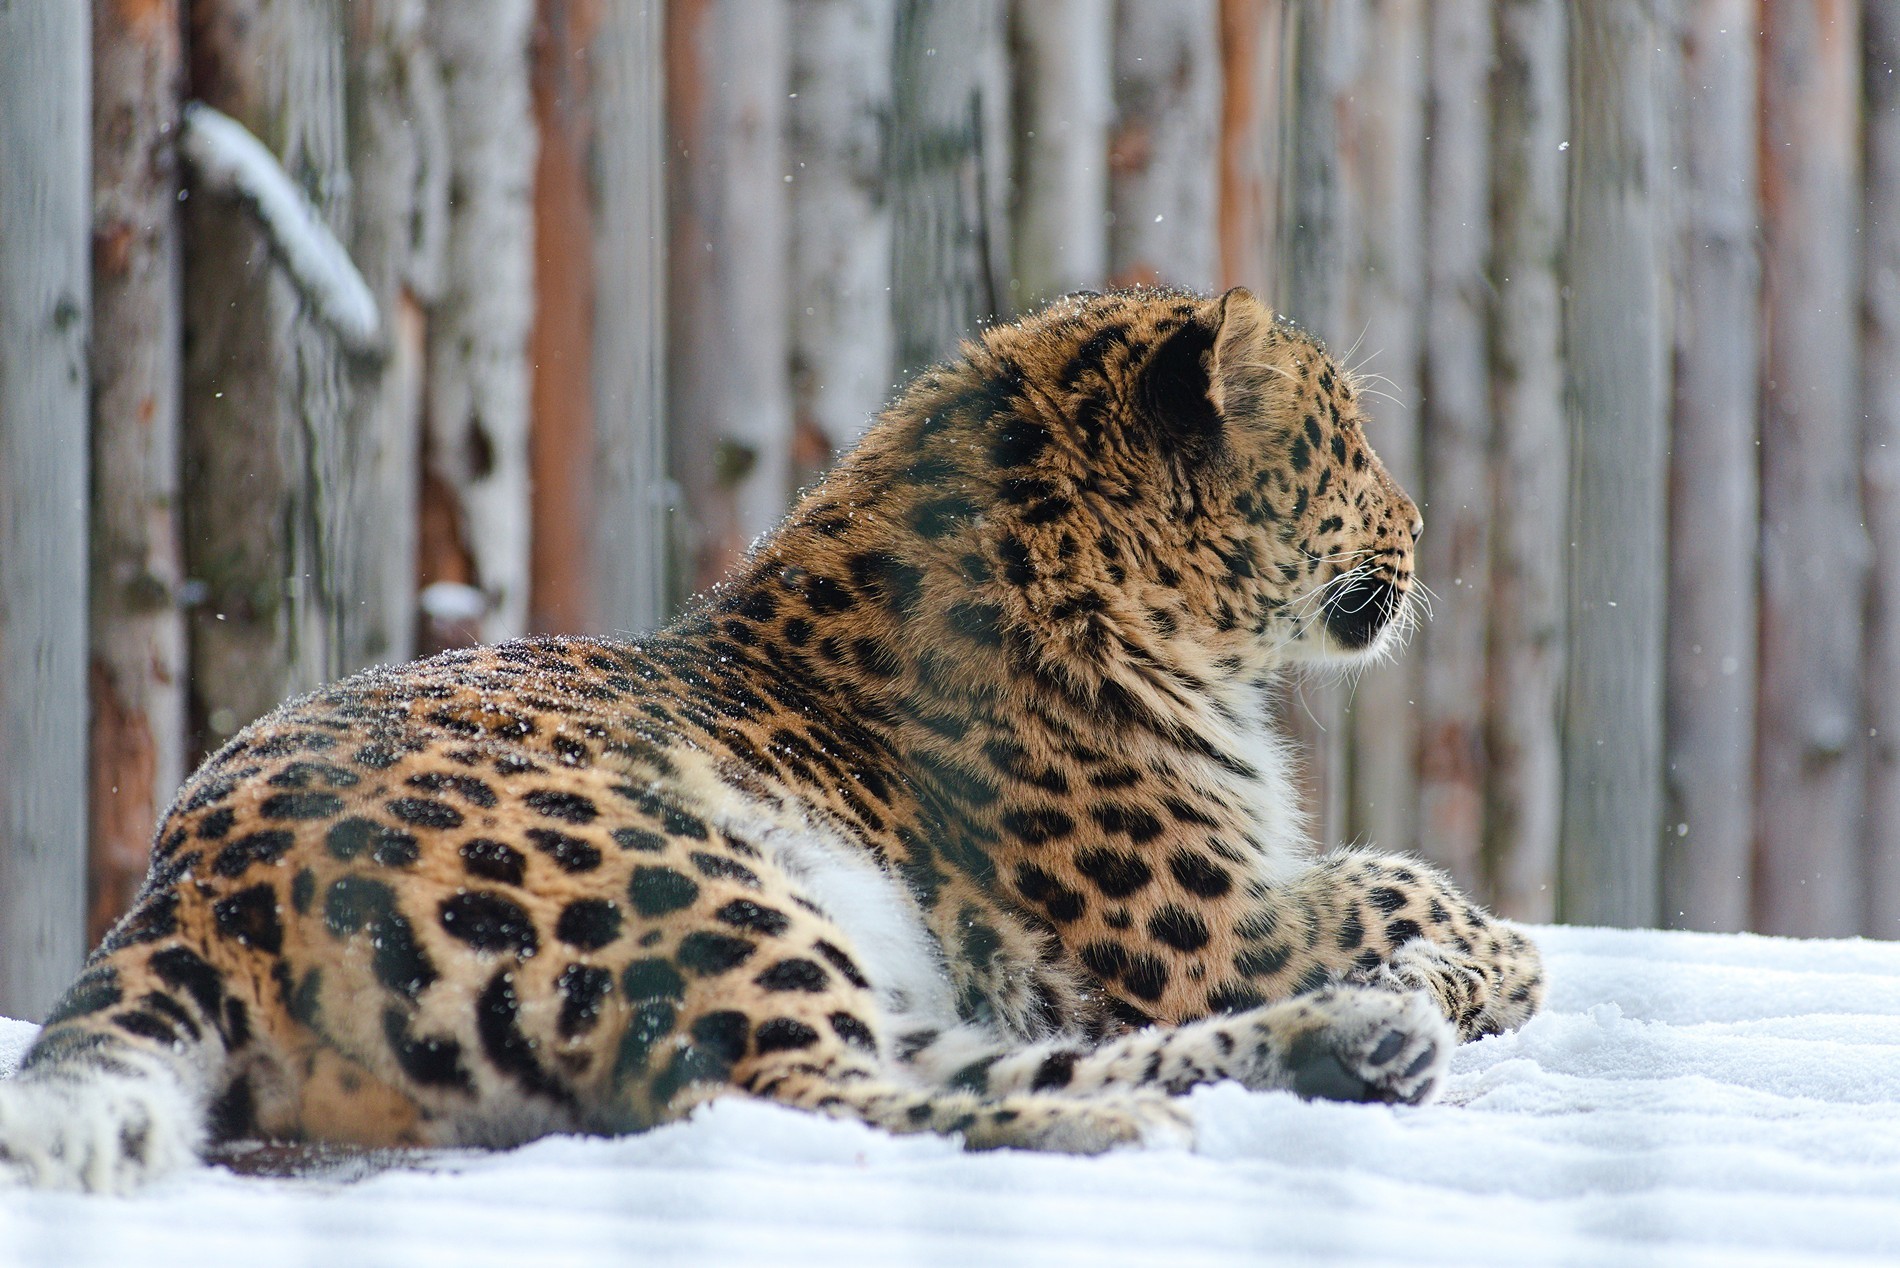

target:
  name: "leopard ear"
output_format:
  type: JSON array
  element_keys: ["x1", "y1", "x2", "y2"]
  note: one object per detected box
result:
[
  {"x1": 1138, "y1": 303, "x2": 1222, "y2": 445},
  {"x1": 1204, "y1": 286, "x2": 1276, "y2": 424},
  {"x1": 1139, "y1": 288, "x2": 1275, "y2": 447}
]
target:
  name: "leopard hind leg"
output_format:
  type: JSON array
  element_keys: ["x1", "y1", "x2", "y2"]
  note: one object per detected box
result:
[
  {"x1": 905, "y1": 986, "x2": 1452, "y2": 1108},
  {"x1": 609, "y1": 972, "x2": 1189, "y2": 1155},
  {"x1": 0, "y1": 936, "x2": 247, "y2": 1191},
  {"x1": 736, "y1": 1057, "x2": 1193, "y2": 1154}
]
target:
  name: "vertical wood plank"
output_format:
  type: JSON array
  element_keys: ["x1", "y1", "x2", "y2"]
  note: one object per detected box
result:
[
  {"x1": 418, "y1": 0, "x2": 532, "y2": 634},
  {"x1": 1108, "y1": 0, "x2": 1220, "y2": 290},
  {"x1": 1343, "y1": 0, "x2": 1426, "y2": 858},
  {"x1": 590, "y1": 0, "x2": 671, "y2": 633},
  {"x1": 1010, "y1": 0, "x2": 1111, "y2": 306},
  {"x1": 88, "y1": 0, "x2": 186, "y2": 942},
  {"x1": 530, "y1": 0, "x2": 601, "y2": 635},
  {"x1": 789, "y1": 0, "x2": 896, "y2": 486},
  {"x1": 1867, "y1": 0, "x2": 1900, "y2": 936},
  {"x1": 180, "y1": 0, "x2": 351, "y2": 749},
  {"x1": 0, "y1": 1, "x2": 90, "y2": 1018},
  {"x1": 342, "y1": 0, "x2": 434, "y2": 670},
  {"x1": 667, "y1": 0, "x2": 792, "y2": 592},
  {"x1": 425, "y1": 0, "x2": 538, "y2": 641},
  {"x1": 1217, "y1": 0, "x2": 1286, "y2": 298},
  {"x1": 1559, "y1": 0, "x2": 1671, "y2": 927},
  {"x1": 1755, "y1": 0, "x2": 1865, "y2": 936},
  {"x1": 1662, "y1": 0, "x2": 1759, "y2": 932},
  {"x1": 1415, "y1": 0, "x2": 1494, "y2": 895},
  {"x1": 890, "y1": 0, "x2": 1011, "y2": 377},
  {"x1": 1485, "y1": 0, "x2": 1568, "y2": 922}
]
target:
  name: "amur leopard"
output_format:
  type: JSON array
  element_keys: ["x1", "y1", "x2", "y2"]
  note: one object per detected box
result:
[{"x1": 0, "y1": 286, "x2": 1542, "y2": 1190}]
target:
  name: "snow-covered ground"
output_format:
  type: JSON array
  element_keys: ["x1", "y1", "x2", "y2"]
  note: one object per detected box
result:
[{"x1": 2, "y1": 924, "x2": 1897, "y2": 1266}]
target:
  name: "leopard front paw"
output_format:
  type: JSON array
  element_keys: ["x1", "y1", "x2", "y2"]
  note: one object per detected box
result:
[
  {"x1": 1348, "y1": 935, "x2": 1543, "y2": 1040},
  {"x1": 1255, "y1": 986, "x2": 1452, "y2": 1107}
]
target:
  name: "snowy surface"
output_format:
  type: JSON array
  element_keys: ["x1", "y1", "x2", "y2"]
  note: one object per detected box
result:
[{"x1": 3, "y1": 924, "x2": 1899, "y2": 1266}]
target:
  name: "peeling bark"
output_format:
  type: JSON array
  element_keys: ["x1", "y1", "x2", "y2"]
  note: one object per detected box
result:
[{"x1": 88, "y1": 0, "x2": 187, "y2": 941}]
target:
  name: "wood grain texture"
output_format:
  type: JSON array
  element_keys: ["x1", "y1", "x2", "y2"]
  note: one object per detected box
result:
[
  {"x1": 341, "y1": 0, "x2": 433, "y2": 667},
  {"x1": 666, "y1": 0, "x2": 793, "y2": 591},
  {"x1": 1867, "y1": 0, "x2": 1900, "y2": 937},
  {"x1": 87, "y1": 0, "x2": 186, "y2": 943},
  {"x1": 1415, "y1": 0, "x2": 1493, "y2": 895},
  {"x1": 181, "y1": 0, "x2": 355, "y2": 753},
  {"x1": 1010, "y1": 0, "x2": 1111, "y2": 306},
  {"x1": 0, "y1": 1, "x2": 91, "y2": 1018},
  {"x1": 529, "y1": 0, "x2": 602, "y2": 636},
  {"x1": 1754, "y1": 0, "x2": 1866, "y2": 937},
  {"x1": 1485, "y1": 0, "x2": 1568, "y2": 923},
  {"x1": 1108, "y1": 0, "x2": 1220, "y2": 290},
  {"x1": 790, "y1": 0, "x2": 896, "y2": 487},
  {"x1": 589, "y1": 0, "x2": 671, "y2": 633},
  {"x1": 1662, "y1": 0, "x2": 1760, "y2": 933},
  {"x1": 424, "y1": 0, "x2": 537, "y2": 641},
  {"x1": 1559, "y1": 0, "x2": 1671, "y2": 928},
  {"x1": 1217, "y1": 0, "x2": 1285, "y2": 300},
  {"x1": 890, "y1": 0, "x2": 1011, "y2": 377}
]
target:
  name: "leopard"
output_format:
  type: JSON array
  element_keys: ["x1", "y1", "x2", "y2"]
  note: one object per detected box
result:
[{"x1": 0, "y1": 286, "x2": 1542, "y2": 1191}]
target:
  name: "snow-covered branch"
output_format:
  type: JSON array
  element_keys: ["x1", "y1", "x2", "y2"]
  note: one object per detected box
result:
[{"x1": 178, "y1": 101, "x2": 381, "y2": 355}]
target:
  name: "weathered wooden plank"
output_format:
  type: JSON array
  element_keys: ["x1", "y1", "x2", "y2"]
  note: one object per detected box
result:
[
  {"x1": 1755, "y1": 0, "x2": 1865, "y2": 937},
  {"x1": 1217, "y1": 0, "x2": 1286, "y2": 299},
  {"x1": 424, "y1": 0, "x2": 538, "y2": 640},
  {"x1": 1662, "y1": 0, "x2": 1759, "y2": 933},
  {"x1": 181, "y1": 0, "x2": 356, "y2": 752},
  {"x1": 530, "y1": 0, "x2": 602, "y2": 635},
  {"x1": 890, "y1": 0, "x2": 1011, "y2": 376},
  {"x1": 1868, "y1": 0, "x2": 1900, "y2": 937},
  {"x1": 1559, "y1": 0, "x2": 1671, "y2": 928},
  {"x1": 342, "y1": 0, "x2": 435, "y2": 668},
  {"x1": 0, "y1": 1, "x2": 91, "y2": 1018},
  {"x1": 1342, "y1": 0, "x2": 1425, "y2": 862},
  {"x1": 667, "y1": 0, "x2": 793, "y2": 591},
  {"x1": 1415, "y1": 0, "x2": 1493, "y2": 896},
  {"x1": 589, "y1": 0, "x2": 671, "y2": 632},
  {"x1": 790, "y1": 0, "x2": 896, "y2": 487},
  {"x1": 1485, "y1": 0, "x2": 1568, "y2": 923},
  {"x1": 1108, "y1": 0, "x2": 1220, "y2": 290},
  {"x1": 1010, "y1": 0, "x2": 1111, "y2": 305},
  {"x1": 88, "y1": 0, "x2": 186, "y2": 943}
]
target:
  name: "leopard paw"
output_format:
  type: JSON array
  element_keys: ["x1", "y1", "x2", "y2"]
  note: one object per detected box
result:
[
  {"x1": 1252, "y1": 986, "x2": 1452, "y2": 1107},
  {"x1": 964, "y1": 1091, "x2": 1194, "y2": 1154}
]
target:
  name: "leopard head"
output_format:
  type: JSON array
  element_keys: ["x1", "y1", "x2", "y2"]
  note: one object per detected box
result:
[{"x1": 1182, "y1": 287, "x2": 1420, "y2": 663}]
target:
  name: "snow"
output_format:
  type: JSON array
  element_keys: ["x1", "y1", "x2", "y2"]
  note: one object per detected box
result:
[
  {"x1": 178, "y1": 103, "x2": 382, "y2": 354},
  {"x1": 4, "y1": 924, "x2": 1899, "y2": 1266}
]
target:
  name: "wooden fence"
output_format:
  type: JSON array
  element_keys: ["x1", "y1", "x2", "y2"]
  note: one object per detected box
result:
[{"x1": 0, "y1": 0, "x2": 1891, "y2": 1018}]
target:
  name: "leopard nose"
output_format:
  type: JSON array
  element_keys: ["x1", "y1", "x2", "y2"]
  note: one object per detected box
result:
[
  {"x1": 1322, "y1": 575, "x2": 1400, "y2": 649},
  {"x1": 1409, "y1": 515, "x2": 1423, "y2": 541}
]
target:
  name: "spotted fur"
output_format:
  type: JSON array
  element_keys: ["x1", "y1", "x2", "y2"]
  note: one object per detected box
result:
[{"x1": 0, "y1": 288, "x2": 1542, "y2": 1190}]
